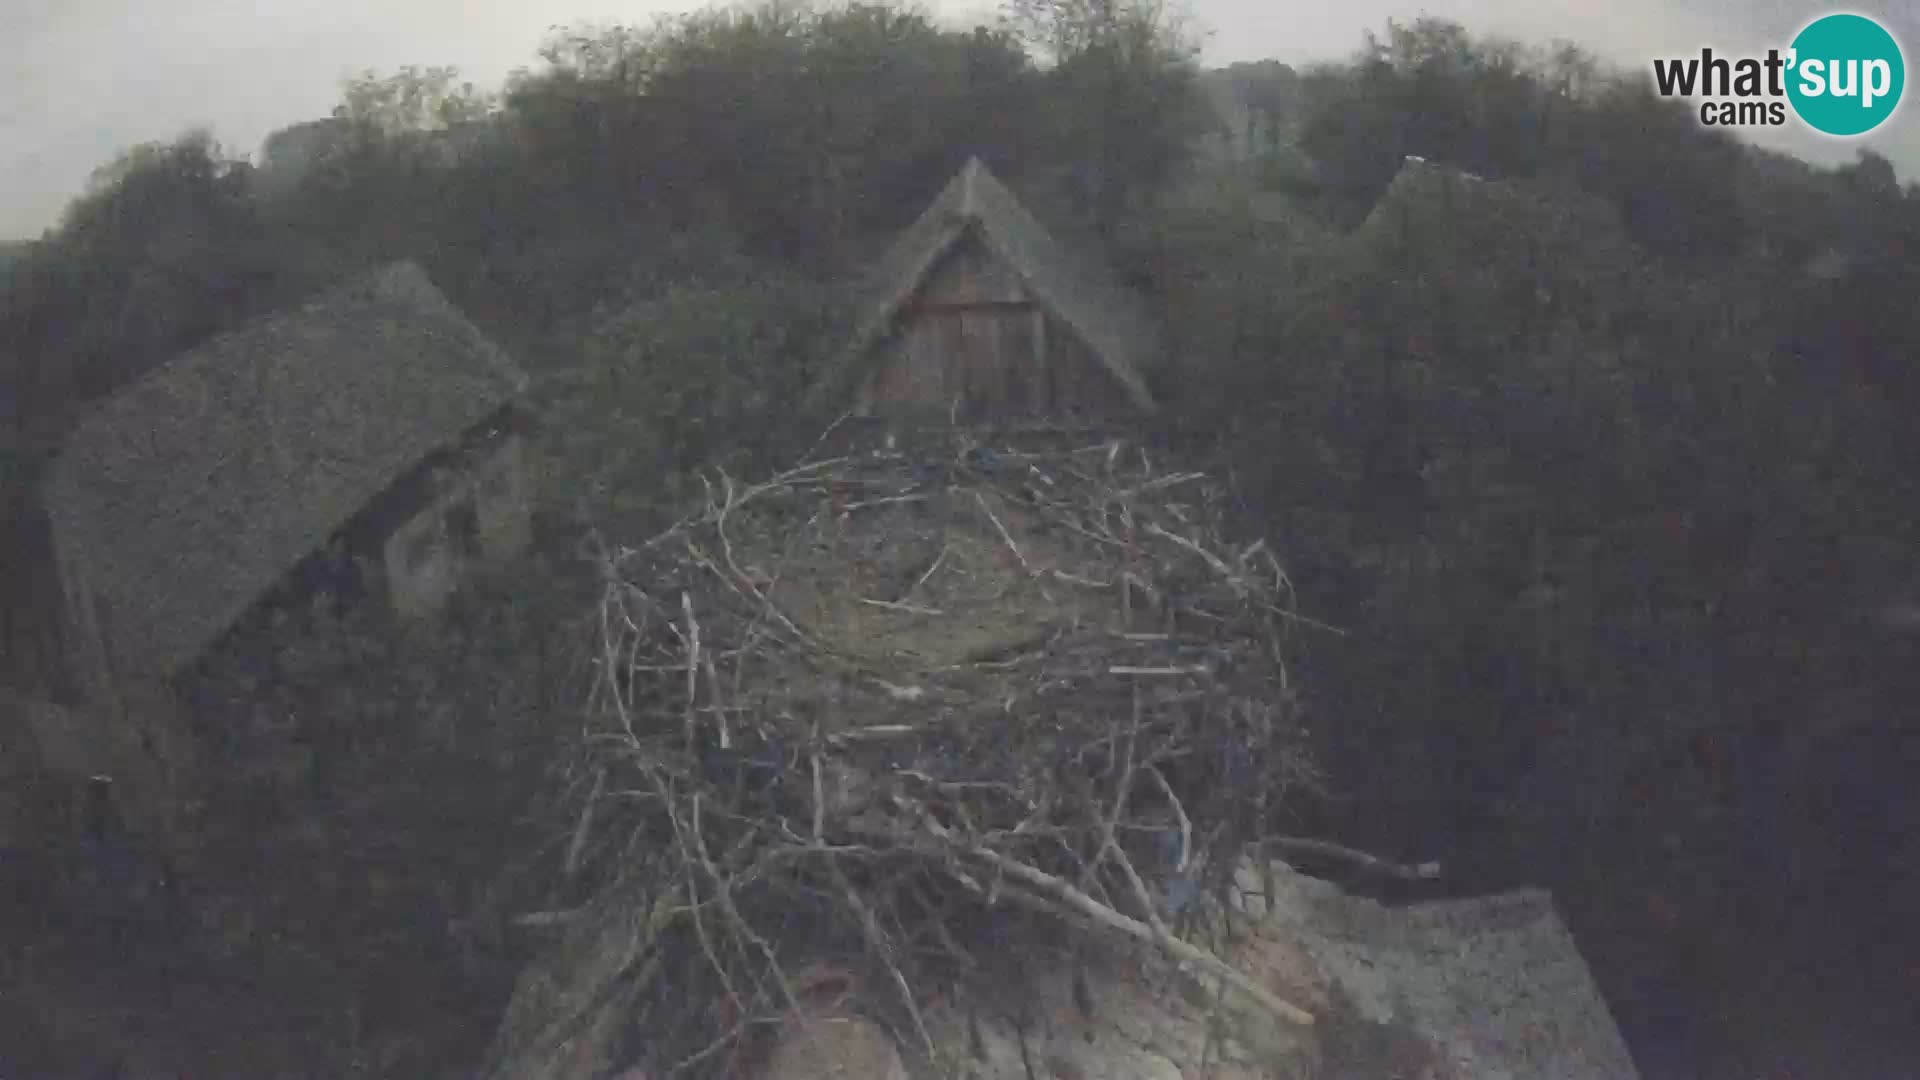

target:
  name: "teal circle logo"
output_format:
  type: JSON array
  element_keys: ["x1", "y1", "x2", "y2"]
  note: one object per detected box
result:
[{"x1": 1786, "y1": 13, "x2": 1905, "y2": 136}]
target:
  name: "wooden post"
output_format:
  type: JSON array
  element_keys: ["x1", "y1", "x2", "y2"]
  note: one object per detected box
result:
[{"x1": 1031, "y1": 304, "x2": 1048, "y2": 414}]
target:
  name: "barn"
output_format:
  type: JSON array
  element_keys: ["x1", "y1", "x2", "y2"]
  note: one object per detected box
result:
[
  {"x1": 44, "y1": 260, "x2": 532, "y2": 707},
  {"x1": 3, "y1": 261, "x2": 528, "y2": 874},
  {"x1": 811, "y1": 157, "x2": 1160, "y2": 427}
]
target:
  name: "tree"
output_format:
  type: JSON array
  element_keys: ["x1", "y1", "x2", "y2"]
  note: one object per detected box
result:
[
  {"x1": 1570, "y1": 80, "x2": 1744, "y2": 261},
  {"x1": 1293, "y1": 19, "x2": 1748, "y2": 260},
  {"x1": 1007, "y1": 0, "x2": 1207, "y2": 237},
  {"x1": 12, "y1": 132, "x2": 279, "y2": 419},
  {"x1": 338, "y1": 65, "x2": 497, "y2": 134}
]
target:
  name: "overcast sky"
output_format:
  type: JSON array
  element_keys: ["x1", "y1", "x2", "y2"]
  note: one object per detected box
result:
[{"x1": 4, "y1": 0, "x2": 1916, "y2": 239}]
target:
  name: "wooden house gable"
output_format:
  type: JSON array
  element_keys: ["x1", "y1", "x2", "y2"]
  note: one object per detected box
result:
[{"x1": 817, "y1": 157, "x2": 1159, "y2": 427}]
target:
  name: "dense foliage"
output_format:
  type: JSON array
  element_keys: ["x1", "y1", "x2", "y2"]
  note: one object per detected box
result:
[
  {"x1": 1154, "y1": 20, "x2": 1920, "y2": 1019},
  {"x1": 6, "y1": 4, "x2": 1920, "y2": 1076}
]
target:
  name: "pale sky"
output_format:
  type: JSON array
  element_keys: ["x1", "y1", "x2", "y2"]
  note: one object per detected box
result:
[{"x1": 4, "y1": 0, "x2": 1917, "y2": 239}]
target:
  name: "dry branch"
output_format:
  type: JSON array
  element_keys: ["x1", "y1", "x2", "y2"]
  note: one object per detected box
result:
[
  {"x1": 1266, "y1": 837, "x2": 1443, "y2": 881},
  {"x1": 489, "y1": 434, "x2": 1331, "y2": 1079},
  {"x1": 964, "y1": 847, "x2": 1315, "y2": 1027},
  {"x1": 859, "y1": 597, "x2": 944, "y2": 616}
]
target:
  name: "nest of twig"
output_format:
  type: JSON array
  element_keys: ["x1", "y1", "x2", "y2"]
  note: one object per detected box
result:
[{"x1": 486, "y1": 433, "x2": 1327, "y2": 1079}]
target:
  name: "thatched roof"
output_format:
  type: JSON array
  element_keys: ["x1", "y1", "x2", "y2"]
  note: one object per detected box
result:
[
  {"x1": 1361, "y1": 155, "x2": 1623, "y2": 242},
  {"x1": 812, "y1": 157, "x2": 1159, "y2": 415},
  {"x1": 1241, "y1": 862, "x2": 1641, "y2": 1078},
  {"x1": 47, "y1": 261, "x2": 526, "y2": 678},
  {"x1": 910, "y1": 860, "x2": 1638, "y2": 1079}
]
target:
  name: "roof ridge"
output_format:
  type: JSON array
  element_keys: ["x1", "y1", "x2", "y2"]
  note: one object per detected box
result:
[
  {"x1": 808, "y1": 158, "x2": 1159, "y2": 417},
  {"x1": 47, "y1": 261, "x2": 526, "y2": 678},
  {"x1": 960, "y1": 156, "x2": 986, "y2": 218}
]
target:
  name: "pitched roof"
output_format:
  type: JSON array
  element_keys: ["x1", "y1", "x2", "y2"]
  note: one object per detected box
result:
[
  {"x1": 1362, "y1": 155, "x2": 1622, "y2": 242},
  {"x1": 47, "y1": 261, "x2": 526, "y2": 678},
  {"x1": 812, "y1": 157, "x2": 1159, "y2": 415},
  {"x1": 1242, "y1": 862, "x2": 1640, "y2": 1078}
]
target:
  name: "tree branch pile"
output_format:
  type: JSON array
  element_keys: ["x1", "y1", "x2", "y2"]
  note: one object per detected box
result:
[{"x1": 486, "y1": 434, "x2": 1326, "y2": 1079}]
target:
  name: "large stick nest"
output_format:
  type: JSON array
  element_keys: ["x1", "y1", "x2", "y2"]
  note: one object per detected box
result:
[{"x1": 487, "y1": 434, "x2": 1326, "y2": 1079}]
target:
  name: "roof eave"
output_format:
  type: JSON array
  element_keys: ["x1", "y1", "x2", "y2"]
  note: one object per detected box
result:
[
  {"x1": 967, "y1": 223, "x2": 1159, "y2": 415},
  {"x1": 818, "y1": 157, "x2": 1161, "y2": 419},
  {"x1": 810, "y1": 213, "x2": 978, "y2": 414}
]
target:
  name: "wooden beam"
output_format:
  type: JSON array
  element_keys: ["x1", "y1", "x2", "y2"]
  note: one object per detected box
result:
[
  {"x1": 903, "y1": 300, "x2": 1037, "y2": 315},
  {"x1": 1032, "y1": 304, "x2": 1048, "y2": 414}
]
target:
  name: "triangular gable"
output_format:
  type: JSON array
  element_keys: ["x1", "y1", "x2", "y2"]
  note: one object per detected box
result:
[{"x1": 812, "y1": 158, "x2": 1158, "y2": 416}]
